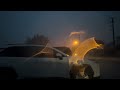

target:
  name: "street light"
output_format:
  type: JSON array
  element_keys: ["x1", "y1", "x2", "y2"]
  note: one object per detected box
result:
[{"x1": 73, "y1": 40, "x2": 79, "y2": 46}]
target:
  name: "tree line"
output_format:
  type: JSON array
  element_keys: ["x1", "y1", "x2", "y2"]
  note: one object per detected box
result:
[{"x1": 25, "y1": 34, "x2": 49, "y2": 45}]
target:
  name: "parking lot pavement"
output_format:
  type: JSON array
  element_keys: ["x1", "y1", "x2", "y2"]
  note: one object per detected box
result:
[{"x1": 87, "y1": 57, "x2": 120, "y2": 79}]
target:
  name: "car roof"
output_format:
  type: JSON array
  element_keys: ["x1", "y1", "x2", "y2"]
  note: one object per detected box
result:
[
  {"x1": 5, "y1": 44, "x2": 67, "y2": 56},
  {"x1": 7, "y1": 44, "x2": 45, "y2": 47}
]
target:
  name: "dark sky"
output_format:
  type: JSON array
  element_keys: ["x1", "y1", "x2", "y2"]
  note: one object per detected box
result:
[{"x1": 0, "y1": 11, "x2": 120, "y2": 47}]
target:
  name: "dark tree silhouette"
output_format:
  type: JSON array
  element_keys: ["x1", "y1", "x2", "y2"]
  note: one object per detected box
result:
[{"x1": 25, "y1": 34, "x2": 49, "y2": 45}]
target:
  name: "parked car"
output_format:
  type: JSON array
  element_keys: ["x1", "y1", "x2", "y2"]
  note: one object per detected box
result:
[
  {"x1": 54, "y1": 46, "x2": 100, "y2": 79},
  {"x1": 0, "y1": 45, "x2": 70, "y2": 79},
  {"x1": 0, "y1": 45, "x2": 100, "y2": 79}
]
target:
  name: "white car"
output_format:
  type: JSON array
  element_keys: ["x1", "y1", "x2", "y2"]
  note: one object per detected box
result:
[{"x1": 0, "y1": 45, "x2": 100, "y2": 79}]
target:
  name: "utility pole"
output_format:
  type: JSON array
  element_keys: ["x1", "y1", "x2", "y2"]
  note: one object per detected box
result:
[{"x1": 111, "y1": 17, "x2": 116, "y2": 48}]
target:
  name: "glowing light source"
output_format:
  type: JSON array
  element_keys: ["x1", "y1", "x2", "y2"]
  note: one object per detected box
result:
[
  {"x1": 73, "y1": 40, "x2": 79, "y2": 46},
  {"x1": 74, "y1": 53, "x2": 78, "y2": 56}
]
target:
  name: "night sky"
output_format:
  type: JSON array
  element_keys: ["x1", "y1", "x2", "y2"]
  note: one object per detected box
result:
[{"x1": 0, "y1": 11, "x2": 120, "y2": 47}]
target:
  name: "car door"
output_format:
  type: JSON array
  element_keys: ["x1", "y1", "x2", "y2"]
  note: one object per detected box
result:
[
  {"x1": 25, "y1": 47, "x2": 56, "y2": 78},
  {"x1": 25, "y1": 47, "x2": 70, "y2": 78},
  {"x1": 52, "y1": 49, "x2": 70, "y2": 78}
]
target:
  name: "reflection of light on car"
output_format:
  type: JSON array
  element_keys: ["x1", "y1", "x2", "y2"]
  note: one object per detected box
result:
[
  {"x1": 66, "y1": 54, "x2": 69, "y2": 56},
  {"x1": 24, "y1": 43, "x2": 50, "y2": 62},
  {"x1": 70, "y1": 37, "x2": 103, "y2": 64},
  {"x1": 69, "y1": 31, "x2": 85, "y2": 37}
]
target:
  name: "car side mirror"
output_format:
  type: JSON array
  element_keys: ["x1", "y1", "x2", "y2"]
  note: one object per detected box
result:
[{"x1": 56, "y1": 53, "x2": 63, "y2": 60}]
